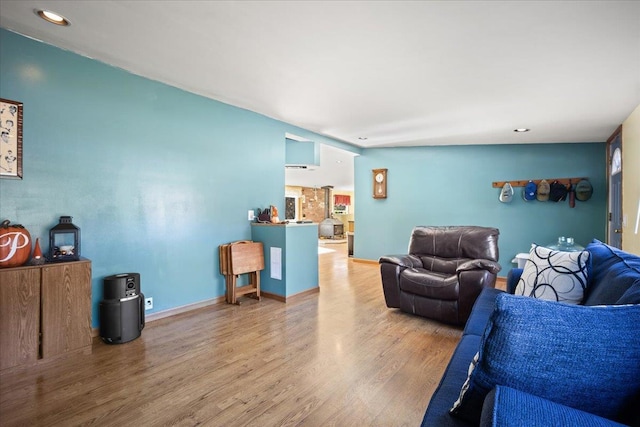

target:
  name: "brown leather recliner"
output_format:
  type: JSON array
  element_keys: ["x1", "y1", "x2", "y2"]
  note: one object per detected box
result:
[{"x1": 379, "y1": 226, "x2": 501, "y2": 325}]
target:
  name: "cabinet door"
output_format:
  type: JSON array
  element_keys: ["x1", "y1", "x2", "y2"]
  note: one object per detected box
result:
[
  {"x1": 0, "y1": 268, "x2": 41, "y2": 370},
  {"x1": 41, "y1": 261, "x2": 92, "y2": 358}
]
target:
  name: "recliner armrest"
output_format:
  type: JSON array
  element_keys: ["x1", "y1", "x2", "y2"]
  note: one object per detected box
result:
[
  {"x1": 457, "y1": 259, "x2": 502, "y2": 275},
  {"x1": 379, "y1": 254, "x2": 422, "y2": 269}
]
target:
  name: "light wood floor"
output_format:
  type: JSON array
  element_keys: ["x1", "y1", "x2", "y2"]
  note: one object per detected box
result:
[{"x1": 0, "y1": 243, "x2": 462, "y2": 426}]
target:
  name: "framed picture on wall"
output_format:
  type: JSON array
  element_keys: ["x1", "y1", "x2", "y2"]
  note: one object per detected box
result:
[{"x1": 0, "y1": 98, "x2": 23, "y2": 179}]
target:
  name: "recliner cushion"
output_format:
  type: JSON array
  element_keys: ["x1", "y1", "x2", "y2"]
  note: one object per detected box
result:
[{"x1": 400, "y1": 268, "x2": 459, "y2": 300}]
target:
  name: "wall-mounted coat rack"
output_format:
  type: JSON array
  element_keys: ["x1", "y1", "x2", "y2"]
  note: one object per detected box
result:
[{"x1": 491, "y1": 177, "x2": 588, "y2": 188}]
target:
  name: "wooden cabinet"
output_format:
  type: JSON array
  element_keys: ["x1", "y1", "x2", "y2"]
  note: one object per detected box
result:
[
  {"x1": 41, "y1": 262, "x2": 92, "y2": 358},
  {"x1": 0, "y1": 268, "x2": 40, "y2": 368},
  {"x1": 0, "y1": 260, "x2": 91, "y2": 370}
]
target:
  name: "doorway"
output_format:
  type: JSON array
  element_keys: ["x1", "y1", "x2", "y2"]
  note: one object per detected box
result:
[{"x1": 607, "y1": 126, "x2": 623, "y2": 248}]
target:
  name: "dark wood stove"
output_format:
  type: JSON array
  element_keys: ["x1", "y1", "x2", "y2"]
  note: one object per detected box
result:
[{"x1": 319, "y1": 186, "x2": 345, "y2": 239}]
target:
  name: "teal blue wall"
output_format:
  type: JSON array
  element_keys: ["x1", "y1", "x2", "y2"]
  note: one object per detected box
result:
[
  {"x1": 0, "y1": 29, "x2": 608, "y2": 329},
  {"x1": 284, "y1": 224, "x2": 319, "y2": 296},
  {"x1": 353, "y1": 144, "x2": 607, "y2": 274},
  {"x1": 250, "y1": 225, "x2": 287, "y2": 295},
  {"x1": 0, "y1": 29, "x2": 344, "y2": 327},
  {"x1": 251, "y1": 224, "x2": 319, "y2": 297},
  {"x1": 285, "y1": 140, "x2": 319, "y2": 166}
]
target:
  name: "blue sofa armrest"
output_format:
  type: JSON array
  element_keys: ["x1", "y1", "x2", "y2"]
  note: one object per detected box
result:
[
  {"x1": 505, "y1": 268, "x2": 522, "y2": 294},
  {"x1": 480, "y1": 386, "x2": 627, "y2": 427}
]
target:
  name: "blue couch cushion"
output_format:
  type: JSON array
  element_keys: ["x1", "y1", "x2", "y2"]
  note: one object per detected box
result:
[
  {"x1": 480, "y1": 386, "x2": 628, "y2": 427},
  {"x1": 583, "y1": 239, "x2": 640, "y2": 305},
  {"x1": 449, "y1": 293, "x2": 640, "y2": 424}
]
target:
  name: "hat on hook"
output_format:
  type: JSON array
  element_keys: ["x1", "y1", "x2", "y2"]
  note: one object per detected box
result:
[
  {"x1": 499, "y1": 182, "x2": 514, "y2": 203},
  {"x1": 549, "y1": 181, "x2": 568, "y2": 202},
  {"x1": 536, "y1": 179, "x2": 550, "y2": 201},
  {"x1": 575, "y1": 179, "x2": 593, "y2": 201},
  {"x1": 522, "y1": 181, "x2": 537, "y2": 201}
]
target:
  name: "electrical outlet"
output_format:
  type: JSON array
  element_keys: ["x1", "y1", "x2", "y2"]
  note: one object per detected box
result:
[
  {"x1": 248, "y1": 210, "x2": 255, "y2": 221},
  {"x1": 145, "y1": 297, "x2": 153, "y2": 310}
]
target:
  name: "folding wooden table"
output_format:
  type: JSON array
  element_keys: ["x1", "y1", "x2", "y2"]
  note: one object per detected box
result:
[{"x1": 219, "y1": 240, "x2": 264, "y2": 304}]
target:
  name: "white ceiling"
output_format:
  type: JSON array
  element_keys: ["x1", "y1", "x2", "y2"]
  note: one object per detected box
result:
[{"x1": 1, "y1": 1, "x2": 639, "y2": 190}]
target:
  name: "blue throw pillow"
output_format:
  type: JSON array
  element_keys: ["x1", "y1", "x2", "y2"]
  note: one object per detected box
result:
[
  {"x1": 583, "y1": 239, "x2": 640, "y2": 305},
  {"x1": 449, "y1": 293, "x2": 640, "y2": 424},
  {"x1": 617, "y1": 280, "x2": 640, "y2": 305}
]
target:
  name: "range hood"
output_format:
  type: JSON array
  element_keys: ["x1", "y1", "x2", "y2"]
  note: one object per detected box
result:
[
  {"x1": 285, "y1": 138, "x2": 319, "y2": 170},
  {"x1": 285, "y1": 164, "x2": 315, "y2": 170}
]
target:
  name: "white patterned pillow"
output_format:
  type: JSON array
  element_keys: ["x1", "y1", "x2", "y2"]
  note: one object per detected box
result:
[
  {"x1": 514, "y1": 245, "x2": 590, "y2": 304},
  {"x1": 450, "y1": 351, "x2": 479, "y2": 414}
]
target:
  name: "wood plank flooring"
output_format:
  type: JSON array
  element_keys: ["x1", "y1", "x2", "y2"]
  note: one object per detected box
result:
[{"x1": 0, "y1": 243, "x2": 463, "y2": 426}]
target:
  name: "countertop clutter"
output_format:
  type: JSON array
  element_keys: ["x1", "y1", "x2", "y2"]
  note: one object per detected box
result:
[
  {"x1": 255, "y1": 205, "x2": 315, "y2": 225},
  {"x1": 252, "y1": 221, "x2": 315, "y2": 227}
]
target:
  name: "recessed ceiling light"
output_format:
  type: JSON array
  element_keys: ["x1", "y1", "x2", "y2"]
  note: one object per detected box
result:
[
  {"x1": 335, "y1": 160, "x2": 343, "y2": 164},
  {"x1": 513, "y1": 128, "x2": 530, "y2": 133},
  {"x1": 36, "y1": 9, "x2": 70, "y2": 26},
  {"x1": 358, "y1": 137, "x2": 368, "y2": 140}
]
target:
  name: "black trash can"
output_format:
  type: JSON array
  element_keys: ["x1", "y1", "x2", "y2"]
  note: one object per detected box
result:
[{"x1": 99, "y1": 273, "x2": 145, "y2": 344}]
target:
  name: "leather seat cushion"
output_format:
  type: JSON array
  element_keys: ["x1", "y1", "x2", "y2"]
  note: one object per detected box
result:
[{"x1": 399, "y1": 268, "x2": 459, "y2": 300}]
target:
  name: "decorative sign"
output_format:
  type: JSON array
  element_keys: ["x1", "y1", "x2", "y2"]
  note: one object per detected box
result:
[{"x1": 0, "y1": 98, "x2": 23, "y2": 179}]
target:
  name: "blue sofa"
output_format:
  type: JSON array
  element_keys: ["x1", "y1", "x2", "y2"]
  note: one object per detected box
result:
[{"x1": 421, "y1": 239, "x2": 640, "y2": 427}]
